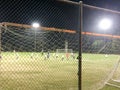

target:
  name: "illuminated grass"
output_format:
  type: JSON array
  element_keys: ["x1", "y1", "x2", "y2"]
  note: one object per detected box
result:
[
  {"x1": 0, "y1": 52, "x2": 78, "y2": 90},
  {"x1": 82, "y1": 53, "x2": 120, "y2": 90},
  {"x1": 0, "y1": 52, "x2": 120, "y2": 90}
]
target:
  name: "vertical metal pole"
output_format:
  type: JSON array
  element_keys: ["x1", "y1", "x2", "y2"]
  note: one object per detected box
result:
[
  {"x1": 78, "y1": 1, "x2": 83, "y2": 90},
  {"x1": 34, "y1": 30, "x2": 37, "y2": 52},
  {"x1": 53, "y1": 1, "x2": 83, "y2": 89},
  {"x1": 0, "y1": 24, "x2": 2, "y2": 59}
]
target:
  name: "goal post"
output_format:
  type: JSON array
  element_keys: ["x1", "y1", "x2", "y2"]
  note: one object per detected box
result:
[
  {"x1": 105, "y1": 57, "x2": 120, "y2": 88},
  {"x1": 56, "y1": 49, "x2": 73, "y2": 54}
]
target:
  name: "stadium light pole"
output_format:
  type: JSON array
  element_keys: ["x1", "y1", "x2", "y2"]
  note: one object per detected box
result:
[{"x1": 32, "y1": 22, "x2": 40, "y2": 52}]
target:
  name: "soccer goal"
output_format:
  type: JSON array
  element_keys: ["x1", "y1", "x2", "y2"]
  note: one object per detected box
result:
[
  {"x1": 81, "y1": 31, "x2": 120, "y2": 89},
  {"x1": 0, "y1": 22, "x2": 78, "y2": 60},
  {"x1": 105, "y1": 57, "x2": 120, "y2": 89}
]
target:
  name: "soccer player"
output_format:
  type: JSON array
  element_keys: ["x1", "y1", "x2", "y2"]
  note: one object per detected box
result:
[
  {"x1": 13, "y1": 50, "x2": 19, "y2": 60},
  {"x1": 0, "y1": 54, "x2": 2, "y2": 59},
  {"x1": 47, "y1": 50, "x2": 50, "y2": 59},
  {"x1": 71, "y1": 53, "x2": 75, "y2": 59},
  {"x1": 66, "y1": 53, "x2": 69, "y2": 60},
  {"x1": 41, "y1": 49, "x2": 44, "y2": 56},
  {"x1": 61, "y1": 55, "x2": 64, "y2": 61},
  {"x1": 77, "y1": 56, "x2": 79, "y2": 60},
  {"x1": 56, "y1": 53, "x2": 58, "y2": 58},
  {"x1": 30, "y1": 53, "x2": 34, "y2": 59},
  {"x1": 16, "y1": 53, "x2": 19, "y2": 60},
  {"x1": 44, "y1": 54, "x2": 47, "y2": 60}
]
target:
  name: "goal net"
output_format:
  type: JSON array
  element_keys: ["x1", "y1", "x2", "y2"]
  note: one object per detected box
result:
[
  {"x1": 0, "y1": 22, "x2": 79, "y2": 90},
  {"x1": 0, "y1": 22, "x2": 78, "y2": 59},
  {"x1": 0, "y1": 1, "x2": 80, "y2": 90},
  {"x1": 82, "y1": 32, "x2": 120, "y2": 89}
]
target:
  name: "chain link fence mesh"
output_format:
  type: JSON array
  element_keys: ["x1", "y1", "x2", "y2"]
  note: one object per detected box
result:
[
  {"x1": 1, "y1": 0, "x2": 120, "y2": 90},
  {"x1": 0, "y1": 1, "x2": 79, "y2": 90},
  {"x1": 82, "y1": 4, "x2": 120, "y2": 90}
]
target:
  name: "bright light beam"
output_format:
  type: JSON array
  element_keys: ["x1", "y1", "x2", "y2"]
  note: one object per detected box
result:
[
  {"x1": 32, "y1": 23, "x2": 40, "y2": 28},
  {"x1": 99, "y1": 18, "x2": 112, "y2": 30}
]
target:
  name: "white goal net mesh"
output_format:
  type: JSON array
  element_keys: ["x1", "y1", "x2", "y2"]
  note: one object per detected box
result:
[{"x1": 56, "y1": 49, "x2": 73, "y2": 53}]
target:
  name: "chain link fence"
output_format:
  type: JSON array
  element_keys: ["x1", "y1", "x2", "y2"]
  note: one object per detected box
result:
[
  {"x1": 0, "y1": 1, "x2": 80, "y2": 90},
  {"x1": 82, "y1": 3, "x2": 120, "y2": 90},
  {"x1": 1, "y1": 0, "x2": 120, "y2": 90}
]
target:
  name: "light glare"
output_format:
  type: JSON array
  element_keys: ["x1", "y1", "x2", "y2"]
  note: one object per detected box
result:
[
  {"x1": 99, "y1": 18, "x2": 112, "y2": 30},
  {"x1": 32, "y1": 23, "x2": 40, "y2": 28}
]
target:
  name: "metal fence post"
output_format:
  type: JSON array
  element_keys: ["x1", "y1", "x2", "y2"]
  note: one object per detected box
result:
[{"x1": 78, "y1": 1, "x2": 83, "y2": 90}]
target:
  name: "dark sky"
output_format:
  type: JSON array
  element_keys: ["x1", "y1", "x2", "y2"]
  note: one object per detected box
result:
[
  {"x1": 72, "y1": 0, "x2": 120, "y2": 11},
  {"x1": 1, "y1": 0, "x2": 120, "y2": 34}
]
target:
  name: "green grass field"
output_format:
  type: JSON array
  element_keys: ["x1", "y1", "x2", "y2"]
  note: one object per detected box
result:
[
  {"x1": 82, "y1": 54, "x2": 120, "y2": 90},
  {"x1": 0, "y1": 52, "x2": 78, "y2": 90},
  {"x1": 0, "y1": 52, "x2": 120, "y2": 90}
]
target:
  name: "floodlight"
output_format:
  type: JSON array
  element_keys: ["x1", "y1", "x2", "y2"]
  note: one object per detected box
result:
[
  {"x1": 99, "y1": 18, "x2": 112, "y2": 30},
  {"x1": 32, "y1": 23, "x2": 40, "y2": 28}
]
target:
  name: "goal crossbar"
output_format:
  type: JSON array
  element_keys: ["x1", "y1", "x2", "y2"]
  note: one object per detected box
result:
[{"x1": 1, "y1": 22, "x2": 120, "y2": 39}]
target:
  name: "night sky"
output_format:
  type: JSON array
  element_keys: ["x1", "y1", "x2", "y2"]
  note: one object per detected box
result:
[
  {"x1": 1, "y1": 0, "x2": 120, "y2": 34},
  {"x1": 74, "y1": 0, "x2": 120, "y2": 10}
]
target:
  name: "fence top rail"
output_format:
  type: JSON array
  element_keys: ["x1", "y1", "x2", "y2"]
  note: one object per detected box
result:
[
  {"x1": 0, "y1": 22, "x2": 76, "y2": 34},
  {"x1": 57, "y1": 1, "x2": 120, "y2": 14},
  {"x1": 83, "y1": 4, "x2": 120, "y2": 14}
]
